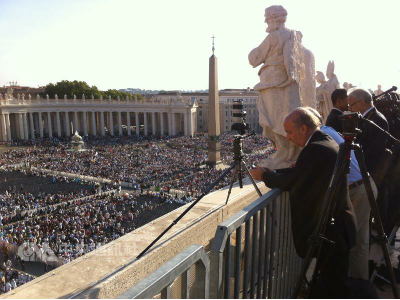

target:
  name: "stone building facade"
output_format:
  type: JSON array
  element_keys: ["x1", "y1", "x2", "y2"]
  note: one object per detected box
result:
[
  {"x1": 0, "y1": 91, "x2": 198, "y2": 141},
  {"x1": 157, "y1": 89, "x2": 261, "y2": 134}
]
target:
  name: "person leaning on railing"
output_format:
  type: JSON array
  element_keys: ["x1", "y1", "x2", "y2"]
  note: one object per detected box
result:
[{"x1": 250, "y1": 107, "x2": 357, "y2": 298}]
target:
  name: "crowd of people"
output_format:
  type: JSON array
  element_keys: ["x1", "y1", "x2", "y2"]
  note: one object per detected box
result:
[
  {"x1": 0, "y1": 266, "x2": 34, "y2": 294},
  {"x1": 0, "y1": 170, "x2": 101, "y2": 225},
  {"x1": 0, "y1": 133, "x2": 273, "y2": 195},
  {"x1": 0, "y1": 191, "x2": 184, "y2": 264}
]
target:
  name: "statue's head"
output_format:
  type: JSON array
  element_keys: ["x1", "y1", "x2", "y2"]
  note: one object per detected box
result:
[
  {"x1": 378, "y1": 84, "x2": 382, "y2": 89},
  {"x1": 315, "y1": 71, "x2": 326, "y2": 84},
  {"x1": 265, "y1": 5, "x2": 287, "y2": 33}
]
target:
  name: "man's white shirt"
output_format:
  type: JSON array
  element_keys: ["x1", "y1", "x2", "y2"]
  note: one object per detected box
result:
[{"x1": 320, "y1": 126, "x2": 362, "y2": 184}]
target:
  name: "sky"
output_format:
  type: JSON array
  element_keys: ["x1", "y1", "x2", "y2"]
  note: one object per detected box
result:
[{"x1": 0, "y1": 0, "x2": 399, "y2": 92}]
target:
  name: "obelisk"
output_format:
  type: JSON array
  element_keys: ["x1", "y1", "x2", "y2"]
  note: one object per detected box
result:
[{"x1": 208, "y1": 35, "x2": 222, "y2": 168}]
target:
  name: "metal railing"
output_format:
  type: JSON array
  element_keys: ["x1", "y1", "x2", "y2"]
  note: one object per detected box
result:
[
  {"x1": 120, "y1": 188, "x2": 302, "y2": 299},
  {"x1": 118, "y1": 244, "x2": 209, "y2": 299},
  {"x1": 210, "y1": 189, "x2": 302, "y2": 298}
]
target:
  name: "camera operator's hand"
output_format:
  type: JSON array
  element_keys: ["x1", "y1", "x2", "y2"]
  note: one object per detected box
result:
[{"x1": 250, "y1": 166, "x2": 274, "y2": 181}]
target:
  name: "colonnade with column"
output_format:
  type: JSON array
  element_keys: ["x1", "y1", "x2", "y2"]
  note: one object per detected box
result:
[{"x1": 0, "y1": 109, "x2": 197, "y2": 141}]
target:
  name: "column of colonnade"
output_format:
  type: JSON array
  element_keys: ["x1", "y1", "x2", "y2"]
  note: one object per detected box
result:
[
  {"x1": 99, "y1": 112, "x2": 105, "y2": 136},
  {"x1": 160, "y1": 112, "x2": 164, "y2": 136},
  {"x1": 56, "y1": 112, "x2": 61, "y2": 137},
  {"x1": 126, "y1": 112, "x2": 131, "y2": 136},
  {"x1": 29, "y1": 113, "x2": 34, "y2": 139},
  {"x1": 151, "y1": 112, "x2": 156, "y2": 135},
  {"x1": 23, "y1": 114, "x2": 29, "y2": 140},
  {"x1": 0, "y1": 114, "x2": 7, "y2": 142},
  {"x1": 117, "y1": 112, "x2": 122, "y2": 136},
  {"x1": 91, "y1": 112, "x2": 96, "y2": 136}
]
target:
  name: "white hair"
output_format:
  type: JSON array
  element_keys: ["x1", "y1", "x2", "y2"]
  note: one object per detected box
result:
[{"x1": 348, "y1": 88, "x2": 372, "y2": 104}]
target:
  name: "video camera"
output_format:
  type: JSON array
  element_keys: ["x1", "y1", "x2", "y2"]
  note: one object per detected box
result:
[
  {"x1": 374, "y1": 91, "x2": 400, "y2": 110},
  {"x1": 372, "y1": 86, "x2": 398, "y2": 104},
  {"x1": 338, "y1": 112, "x2": 362, "y2": 136},
  {"x1": 231, "y1": 99, "x2": 249, "y2": 135},
  {"x1": 372, "y1": 86, "x2": 400, "y2": 139},
  {"x1": 339, "y1": 110, "x2": 400, "y2": 183}
]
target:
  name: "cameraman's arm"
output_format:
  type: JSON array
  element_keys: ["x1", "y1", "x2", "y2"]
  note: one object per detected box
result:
[
  {"x1": 261, "y1": 144, "x2": 320, "y2": 191},
  {"x1": 259, "y1": 167, "x2": 296, "y2": 189},
  {"x1": 275, "y1": 168, "x2": 294, "y2": 174},
  {"x1": 262, "y1": 169, "x2": 295, "y2": 190}
]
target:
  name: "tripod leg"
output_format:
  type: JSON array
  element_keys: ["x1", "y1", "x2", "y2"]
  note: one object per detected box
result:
[
  {"x1": 137, "y1": 163, "x2": 236, "y2": 259},
  {"x1": 371, "y1": 225, "x2": 400, "y2": 283},
  {"x1": 238, "y1": 167, "x2": 243, "y2": 188},
  {"x1": 225, "y1": 163, "x2": 239, "y2": 205},
  {"x1": 354, "y1": 146, "x2": 400, "y2": 298},
  {"x1": 240, "y1": 161, "x2": 262, "y2": 197}
]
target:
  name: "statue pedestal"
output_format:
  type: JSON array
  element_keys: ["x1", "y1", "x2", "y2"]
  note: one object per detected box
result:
[
  {"x1": 206, "y1": 160, "x2": 227, "y2": 171},
  {"x1": 257, "y1": 156, "x2": 295, "y2": 170},
  {"x1": 72, "y1": 142, "x2": 85, "y2": 152},
  {"x1": 257, "y1": 125, "x2": 300, "y2": 170}
]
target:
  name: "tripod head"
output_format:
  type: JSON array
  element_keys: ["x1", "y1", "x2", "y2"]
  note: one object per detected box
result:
[{"x1": 232, "y1": 132, "x2": 256, "y2": 163}]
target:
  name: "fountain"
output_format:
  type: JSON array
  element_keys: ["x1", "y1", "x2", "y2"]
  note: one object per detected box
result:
[{"x1": 71, "y1": 131, "x2": 85, "y2": 152}]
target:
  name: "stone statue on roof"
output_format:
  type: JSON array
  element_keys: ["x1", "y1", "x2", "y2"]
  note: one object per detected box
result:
[
  {"x1": 316, "y1": 61, "x2": 340, "y2": 123},
  {"x1": 248, "y1": 5, "x2": 316, "y2": 169},
  {"x1": 374, "y1": 84, "x2": 384, "y2": 98},
  {"x1": 6, "y1": 88, "x2": 14, "y2": 100}
]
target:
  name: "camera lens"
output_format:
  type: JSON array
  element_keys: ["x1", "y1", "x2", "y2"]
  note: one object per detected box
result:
[{"x1": 232, "y1": 99, "x2": 244, "y2": 124}]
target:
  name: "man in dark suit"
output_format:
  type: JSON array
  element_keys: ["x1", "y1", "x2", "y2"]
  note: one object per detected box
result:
[
  {"x1": 348, "y1": 88, "x2": 390, "y2": 234},
  {"x1": 326, "y1": 88, "x2": 348, "y2": 133},
  {"x1": 250, "y1": 107, "x2": 357, "y2": 298}
]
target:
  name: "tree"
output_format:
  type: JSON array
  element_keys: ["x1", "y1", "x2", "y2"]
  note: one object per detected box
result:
[
  {"x1": 42, "y1": 80, "x2": 102, "y2": 99},
  {"x1": 103, "y1": 89, "x2": 134, "y2": 100},
  {"x1": 42, "y1": 80, "x2": 144, "y2": 100}
]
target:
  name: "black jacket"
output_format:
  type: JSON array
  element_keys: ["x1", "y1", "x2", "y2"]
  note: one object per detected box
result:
[
  {"x1": 262, "y1": 130, "x2": 357, "y2": 258},
  {"x1": 356, "y1": 107, "x2": 389, "y2": 182},
  {"x1": 326, "y1": 109, "x2": 343, "y2": 133}
]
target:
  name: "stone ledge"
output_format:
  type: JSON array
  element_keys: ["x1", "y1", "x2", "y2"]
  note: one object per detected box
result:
[{"x1": 2, "y1": 179, "x2": 268, "y2": 299}]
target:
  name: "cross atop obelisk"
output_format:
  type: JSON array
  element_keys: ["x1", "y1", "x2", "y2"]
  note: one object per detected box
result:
[
  {"x1": 211, "y1": 35, "x2": 216, "y2": 55},
  {"x1": 207, "y1": 34, "x2": 222, "y2": 168}
]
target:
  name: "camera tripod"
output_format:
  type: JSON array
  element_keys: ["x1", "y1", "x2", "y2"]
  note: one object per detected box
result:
[
  {"x1": 136, "y1": 133, "x2": 262, "y2": 259},
  {"x1": 291, "y1": 131, "x2": 400, "y2": 299},
  {"x1": 225, "y1": 134, "x2": 262, "y2": 204}
]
